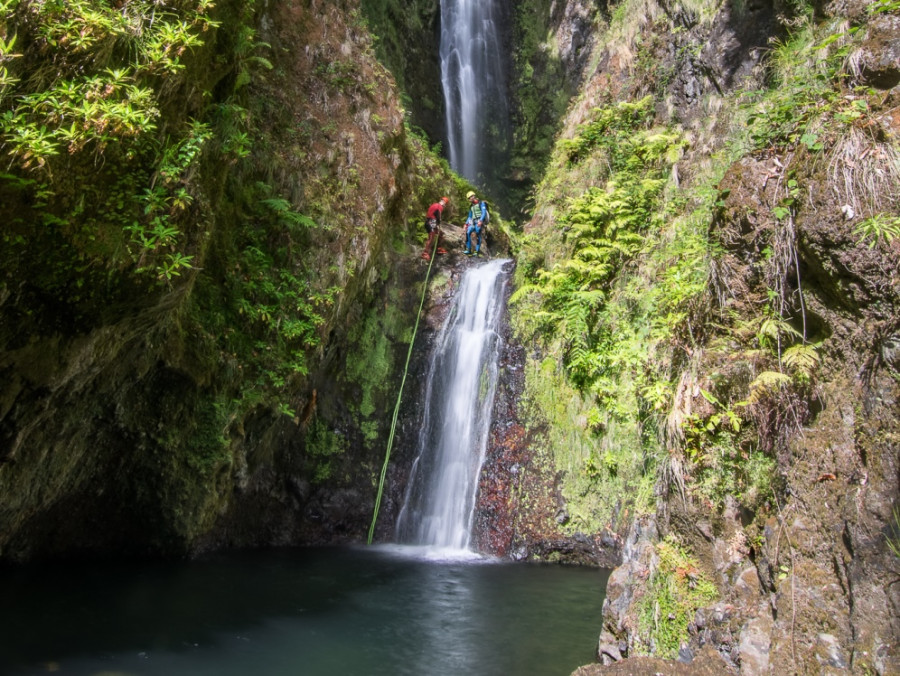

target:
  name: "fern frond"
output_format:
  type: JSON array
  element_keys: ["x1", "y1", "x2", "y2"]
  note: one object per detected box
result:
[
  {"x1": 748, "y1": 370, "x2": 792, "y2": 403},
  {"x1": 758, "y1": 316, "x2": 801, "y2": 348},
  {"x1": 782, "y1": 342, "x2": 820, "y2": 377},
  {"x1": 572, "y1": 289, "x2": 606, "y2": 307},
  {"x1": 576, "y1": 243, "x2": 615, "y2": 261},
  {"x1": 509, "y1": 283, "x2": 542, "y2": 305}
]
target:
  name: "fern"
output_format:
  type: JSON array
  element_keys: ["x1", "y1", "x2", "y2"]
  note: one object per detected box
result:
[
  {"x1": 260, "y1": 197, "x2": 318, "y2": 230},
  {"x1": 508, "y1": 283, "x2": 543, "y2": 305},
  {"x1": 576, "y1": 244, "x2": 615, "y2": 262},
  {"x1": 748, "y1": 371, "x2": 792, "y2": 403},
  {"x1": 782, "y1": 342, "x2": 820, "y2": 378},
  {"x1": 758, "y1": 316, "x2": 802, "y2": 349}
]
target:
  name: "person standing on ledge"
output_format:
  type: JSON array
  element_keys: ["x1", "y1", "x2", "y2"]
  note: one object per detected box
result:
[
  {"x1": 422, "y1": 196, "x2": 450, "y2": 261},
  {"x1": 463, "y1": 190, "x2": 489, "y2": 257}
]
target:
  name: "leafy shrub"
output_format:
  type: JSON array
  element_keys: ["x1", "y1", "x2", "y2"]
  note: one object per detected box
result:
[{"x1": 0, "y1": 0, "x2": 228, "y2": 281}]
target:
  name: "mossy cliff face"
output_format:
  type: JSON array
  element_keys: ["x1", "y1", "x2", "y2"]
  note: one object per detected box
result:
[
  {"x1": 506, "y1": 0, "x2": 603, "y2": 220},
  {"x1": 359, "y1": 0, "x2": 443, "y2": 143},
  {"x1": 0, "y1": 0, "x2": 462, "y2": 561},
  {"x1": 506, "y1": 0, "x2": 900, "y2": 672}
]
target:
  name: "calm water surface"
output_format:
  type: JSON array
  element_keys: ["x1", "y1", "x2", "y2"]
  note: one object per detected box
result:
[{"x1": 0, "y1": 546, "x2": 610, "y2": 676}]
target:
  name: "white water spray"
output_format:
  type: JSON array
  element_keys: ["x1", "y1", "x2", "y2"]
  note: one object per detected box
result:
[
  {"x1": 395, "y1": 260, "x2": 509, "y2": 552},
  {"x1": 440, "y1": 0, "x2": 508, "y2": 182}
]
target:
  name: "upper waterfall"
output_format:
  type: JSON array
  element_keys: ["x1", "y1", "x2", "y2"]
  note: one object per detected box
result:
[{"x1": 440, "y1": 0, "x2": 509, "y2": 185}]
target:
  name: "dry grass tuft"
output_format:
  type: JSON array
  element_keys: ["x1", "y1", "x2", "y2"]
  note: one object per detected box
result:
[{"x1": 828, "y1": 127, "x2": 900, "y2": 219}]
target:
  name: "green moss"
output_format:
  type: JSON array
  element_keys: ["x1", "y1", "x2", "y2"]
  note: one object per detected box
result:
[
  {"x1": 180, "y1": 398, "x2": 234, "y2": 479},
  {"x1": 345, "y1": 302, "x2": 401, "y2": 418},
  {"x1": 505, "y1": 0, "x2": 585, "y2": 218},
  {"x1": 519, "y1": 353, "x2": 656, "y2": 535},
  {"x1": 123, "y1": 384, "x2": 237, "y2": 553},
  {"x1": 635, "y1": 537, "x2": 719, "y2": 658},
  {"x1": 360, "y1": 419, "x2": 380, "y2": 444},
  {"x1": 304, "y1": 418, "x2": 348, "y2": 484}
]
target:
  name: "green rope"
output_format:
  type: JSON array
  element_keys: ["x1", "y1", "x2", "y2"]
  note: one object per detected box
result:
[{"x1": 367, "y1": 232, "x2": 440, "y2": 544}]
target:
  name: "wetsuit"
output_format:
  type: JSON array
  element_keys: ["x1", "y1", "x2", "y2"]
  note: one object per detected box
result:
[{"x1": 465, "y1": 200, "x2": 488, "y2": 254}]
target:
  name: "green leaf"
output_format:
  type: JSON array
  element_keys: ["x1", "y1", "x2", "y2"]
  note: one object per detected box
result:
[
  {"x1": 772, "y1": 206, "x2": 791, "y2": 220},
  {"x1": 699, "y1": 388, "x2": 721, "y2": 407}
]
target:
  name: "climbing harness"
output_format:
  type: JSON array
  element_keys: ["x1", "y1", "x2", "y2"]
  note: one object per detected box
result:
[{"x1": 367, "y1": 231, "x2": 440, "y2": 544}]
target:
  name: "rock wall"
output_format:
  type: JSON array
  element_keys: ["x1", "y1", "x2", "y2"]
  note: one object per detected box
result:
[
  {"x1": 0, "y1": 0, "x2": 465, "y2": 561},
  {"x1": 505, "y1": 0, "x2": 900, "y2": 672}
]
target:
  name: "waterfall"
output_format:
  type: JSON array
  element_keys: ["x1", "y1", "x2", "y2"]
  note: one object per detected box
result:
[
  {"x1": 396, "y1": 260, "x2": 510, "y2": 552},
  {"x1": 440, "y1": 0, "x2": 508, "y2": 184}
]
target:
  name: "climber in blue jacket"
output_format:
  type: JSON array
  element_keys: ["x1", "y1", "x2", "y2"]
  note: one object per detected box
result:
[{"x1": 464, "y1": 190, "x2": 489, "y2": 256}]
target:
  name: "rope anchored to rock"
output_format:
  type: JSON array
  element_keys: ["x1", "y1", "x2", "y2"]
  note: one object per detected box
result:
[{"x1": 367, "y1": 231, "x2": 440, "y2": 544}]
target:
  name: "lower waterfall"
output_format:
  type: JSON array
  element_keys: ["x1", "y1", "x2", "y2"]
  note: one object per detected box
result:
[{"x1": 395, "y1": 259, "x2": 510, "y2": 552}]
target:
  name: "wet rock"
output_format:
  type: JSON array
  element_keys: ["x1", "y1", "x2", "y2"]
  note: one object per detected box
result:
[
  {"x1": 599, "y1": 532, "x2": 618, "y2": 548},
  {"x1": 510, "y1": 543, "x2": 529, "y2": 561},
  {"x1": 677, "y1": 644, "x2": 694, "y2": 663},
  {"x1": 571, "y1": 645, "x2": 737, "y2": 675},
  {"x1": 287, "y1": 476, "x2": 310, "y2": 503},
  {"x1": 596, "y1": 634, "x2": 622, "y2": 664}
]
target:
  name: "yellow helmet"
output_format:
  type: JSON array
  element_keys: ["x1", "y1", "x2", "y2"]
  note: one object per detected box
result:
[{"x1": 466, "y1": 191, "x2": 476, "y2": 200}]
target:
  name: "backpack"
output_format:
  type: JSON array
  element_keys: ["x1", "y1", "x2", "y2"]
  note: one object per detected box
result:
[{"x1": 472, "y1": 200, "x2": 489, "y2": 225}]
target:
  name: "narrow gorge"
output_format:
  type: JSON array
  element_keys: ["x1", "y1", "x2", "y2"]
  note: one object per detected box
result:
[{"x1": 0, "y1": 0, "x2": 898, "y2": 674}]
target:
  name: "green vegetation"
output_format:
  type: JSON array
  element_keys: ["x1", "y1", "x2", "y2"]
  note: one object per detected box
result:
[
  {"x1": 736, "y1": 20, "x2": 868, "y2": 155},
  {"x1": 0, "y1": 0, "x2": 895, "y2": 590},
  {"x1": 304, "y1": 418, "x2": 349, "y2": 484},
  {"x1": 635, "y1": 536, "x2": 718, "y2": 658},
  {"x1": 0, "y1": 0, "x2": 337, "y2": 405},
  {"x1": 855, "y1": 213, "x2": 900, "y2": 249},
  {"x1": 345, "y1": 296, "x2": 408, "y2": 426},
  {"x1": 889, "y1": 506, "x2": 900, "y2": 560},
  {"x1": 506, "y1": 0, "x2": 586, "y2": 218},
  {"x1": 681, "y1": 387, "x2": 775, "y2": 511},
  {"x1": 512, "y1": 96, "x2": 703, "y2": 531},
  {"x1": 217, "y1": 188, "x2": 335, "y2": 392},
  {"x1": 358, "y1": 0, "x2": 441, "y2": 159},
  {"x1": 0, "y1": 0, "x2": 460, "y2": 549},
  {"x1": 0, "y1": 0, "x2": 227, "y2": 282},
  {"x1": 510, "y1": 0, "x2": 899, "y2": 551}
]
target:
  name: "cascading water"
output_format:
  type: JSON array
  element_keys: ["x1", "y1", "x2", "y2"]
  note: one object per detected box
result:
[
  {"x1": 440, "y1": 0, "x2": 509, "y2": 183},
  {"x1": 395, "y1": 260, "x2": 510, "y2": 552}
]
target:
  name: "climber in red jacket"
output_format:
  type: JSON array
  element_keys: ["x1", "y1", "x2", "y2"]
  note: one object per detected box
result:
[{"x1": 422, "y1": 196, "x2": 450, "y2": 260}]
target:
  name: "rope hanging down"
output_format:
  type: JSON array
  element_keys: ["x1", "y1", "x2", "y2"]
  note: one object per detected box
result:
[{"x1": 367, "y1": 232, "x2": 440, "y2": 544}]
